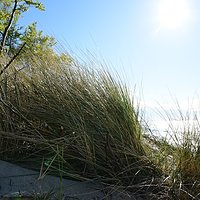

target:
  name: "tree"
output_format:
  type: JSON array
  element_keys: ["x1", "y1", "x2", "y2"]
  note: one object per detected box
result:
[
  {"x1": 21, "y1": 22, "x2": 55, "y2": 54},
  {"x1": 0, "y1": 0, "x2": 54, "y2": 55},
  {"x1": 0, "y1": 0, "x2": 72, "y2": 76}
]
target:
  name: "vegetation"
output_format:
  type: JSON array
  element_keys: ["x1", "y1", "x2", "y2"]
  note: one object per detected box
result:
[
  {"x1": 0, "y1": 53, "x2": 161, "y2": 190},
  {"x1": 0, "y1": 0, "x2": 71, "y2": 76},
  {"x1": 1, "y1": 1, "x2": 200, "y2": 200},
  {"x1": 0, "y1": 0, "x2": 55, "y2": 55},
  {"x1": 1, "y1": 51, "x2": 200, "y2": 199}
]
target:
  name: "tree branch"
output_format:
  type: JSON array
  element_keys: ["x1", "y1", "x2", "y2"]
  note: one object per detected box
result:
[
  {"x1": 0, "y1": 0, "x2": 18, "y2": 52},
  {"x1": 0, "y1": 42, "x2": 26, "y2": 76}
]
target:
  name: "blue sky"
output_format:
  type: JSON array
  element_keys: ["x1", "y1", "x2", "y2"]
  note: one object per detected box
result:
[{"x1": 19, "y1": 0, "x2": 200, "y2": 113}]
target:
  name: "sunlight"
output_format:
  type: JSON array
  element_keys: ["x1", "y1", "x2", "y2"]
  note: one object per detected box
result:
[{"x1": 156, "y1": 0, "x2": 191, "y2": 31}]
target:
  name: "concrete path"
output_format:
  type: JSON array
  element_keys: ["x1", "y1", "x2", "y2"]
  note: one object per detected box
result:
[{"x1": 0, "y1": 160, "x2": 135, "y2": 200}]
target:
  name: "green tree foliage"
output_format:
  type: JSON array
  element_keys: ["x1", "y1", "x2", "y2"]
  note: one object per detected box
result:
[
  {"x1": 0, "y1": 0, "x2": 55, "y2": 55},
  {"x1": 21, "y1": 22, "x2": 55, "y2": 54},
  {"x1": 0, "y1": 0, "x2": 73, "y2": 73}
]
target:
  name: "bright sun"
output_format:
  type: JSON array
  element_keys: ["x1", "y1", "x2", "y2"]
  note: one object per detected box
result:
[{"x1": 157, "y1": 0, "x2": 191, "y2": 31}]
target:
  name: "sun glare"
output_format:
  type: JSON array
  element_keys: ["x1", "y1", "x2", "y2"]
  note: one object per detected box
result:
[{"x1": 156, "y1": 0, "x2": 191, "y2": 31}]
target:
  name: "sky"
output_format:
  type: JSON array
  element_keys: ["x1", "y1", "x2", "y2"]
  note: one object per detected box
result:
[{"x1": 19, "y1": 0, "x2": 200, "y2": 126}]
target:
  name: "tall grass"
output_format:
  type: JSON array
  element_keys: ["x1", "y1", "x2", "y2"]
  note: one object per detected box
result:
[
  {"x1": 0, "y1": 53, "x2": 161, "y2": 194},
  {"x1": 2, "y1": 52, "x2": 200, "y2": 199},
  {"x1": 145, "y1": 105, "x2": 200, "y2": 199},
  {"x1": 163, "y1": 108, "x2": 200, "y2": 199}
]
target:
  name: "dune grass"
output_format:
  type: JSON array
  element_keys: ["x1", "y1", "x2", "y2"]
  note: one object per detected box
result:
[
  {"x1": 143, "y1": 105, "x2": 200, "y2": 199},
  {"x1": 0, "y1": 53, "x2": 200, "y2": 199},
  {"x1": 159, "y1": 108, "x2": 200, "y2": 199}
]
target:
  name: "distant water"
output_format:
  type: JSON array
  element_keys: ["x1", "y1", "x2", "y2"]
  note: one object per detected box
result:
[{"x1": 147, "y1": 119, "x2": 200, "y2": 148}]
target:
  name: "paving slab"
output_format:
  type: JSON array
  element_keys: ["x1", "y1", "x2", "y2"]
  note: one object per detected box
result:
[{"x1": 0, "y1": 160, "x2": 134, "y2": 200}]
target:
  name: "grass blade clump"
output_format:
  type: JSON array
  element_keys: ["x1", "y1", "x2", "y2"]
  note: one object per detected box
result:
[
  {"x1": 0, "y1": 53, "x2": 161, "y2": 191},
  {"x1": 150, "y1": 106, "x2": 200, "y2": 199},
  {"x1": 171, "y1": 115, "x2": 200, "y2": 199}
]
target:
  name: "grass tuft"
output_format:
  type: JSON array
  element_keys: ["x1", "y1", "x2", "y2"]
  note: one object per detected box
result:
[
  {"x1": 2, "y1": 52, "x2": 200, "y2": 199},
  {"x1": 0, "y1": 53, "x2": 160, "y2": 196}
]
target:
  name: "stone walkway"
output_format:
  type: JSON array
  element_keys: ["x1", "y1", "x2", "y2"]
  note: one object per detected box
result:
[{"x1": 0, "y1": 160, "x2": 136, "y2": 200}]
